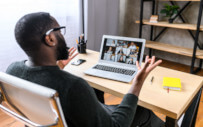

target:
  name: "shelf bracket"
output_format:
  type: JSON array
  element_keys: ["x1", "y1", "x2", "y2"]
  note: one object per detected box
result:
[
  {"x1": 153, "y1": 27, "x2": 167, "y2": 41},
  {"x1": 191, "y1": 0, "x2": 203, "y2": 74},
  {"x1": 170, "y1": 1, "x2": 202, "y2": 50}
]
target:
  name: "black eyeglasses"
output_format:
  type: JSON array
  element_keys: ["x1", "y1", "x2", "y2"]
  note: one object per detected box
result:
[{"x1": 45, "y1": 26, "x2": 66, "y2": 36}]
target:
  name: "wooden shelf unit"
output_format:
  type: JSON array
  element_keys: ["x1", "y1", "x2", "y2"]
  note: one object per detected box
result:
[
  {"x1": 135, "y1": 20, "x2": 203, "y2": 31},
  {"x1": 138, "y1": 0, "x2": 203, "y2": 74},
  {"x1": 146, "y1": 41, "x2": 203, "y2": 59},
  {"x1": 137, "y1": 0, "x2": 203, "y2": 126}
]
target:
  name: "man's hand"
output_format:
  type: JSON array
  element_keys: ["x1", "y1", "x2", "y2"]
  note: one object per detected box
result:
[
  {"x1": 57, "y1": 47, "x2": 79, "y2": 69},
  {"x1": 128, "y1": 56, "x2": 162, "y2": 96}
]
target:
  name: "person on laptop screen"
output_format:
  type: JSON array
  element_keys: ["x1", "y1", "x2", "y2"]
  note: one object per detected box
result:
[
  {"x1": 6, "y1": 12, "x2": 164, "y2": 127},
  {"x1": 102, "y1": 39, "x2": 141, "y2": 66},
  {"x1": 104, "y1": 46, "x2": 115, "y2": 61},
  {"x1": 106, "y1": 39, "x2": 116, "y2": 47},
  {"x1": 127, "y1": 58, "x2": 134, "y2": 64},
  {"x1": 129, "y1": 42, "x2": 137, "y2": 50},
  {"x1": 118, "y1": 55, "x2": 126, "y2": 63}
]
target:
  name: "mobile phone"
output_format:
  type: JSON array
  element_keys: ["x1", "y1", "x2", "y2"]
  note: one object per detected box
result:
[{"x1": 71, "y1": 59, "x2": 86, "y2": 66}]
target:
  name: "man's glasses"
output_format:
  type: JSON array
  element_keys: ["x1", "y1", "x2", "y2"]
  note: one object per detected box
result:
[{"x1": 45, "y1": 26, "x2": 66, "y2": 36}]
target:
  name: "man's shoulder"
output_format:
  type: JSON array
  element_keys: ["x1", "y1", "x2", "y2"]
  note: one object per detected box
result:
[
  {"x1": 44, "y1": 69, "x2": 90, "y2": 95},
  {"x1": 8, "y1": 61, "x2": 24, "y2": 68},
  {"x1": 6, "y1": 61, "x2": 88, "y2": 87},
  {"x1": 25, "y1": 64, "x2": 83, "y2": 84},
  {"x1": 56, "y1": 70, "x2": 81, "y2": 81},
  {"x1": 6, "y1": 61, "x2": 25, "y2": 75}
]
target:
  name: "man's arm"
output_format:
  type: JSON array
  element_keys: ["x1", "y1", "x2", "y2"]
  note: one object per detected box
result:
[
  {"x1": 111, "y1": 56, "x2": 162, "y2": 126},
  {"x1": 128, "y1": 56, "x2": 162, "y2": 96},
  {"x1": 66, "y1": 56, "x2": 161, "y2": 127},
  {"x1": 66, "y1": 78, "x2": 138, "y2": 127}
]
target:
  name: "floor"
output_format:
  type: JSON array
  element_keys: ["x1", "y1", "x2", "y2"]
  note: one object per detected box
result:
[{"x1": 0, "y1": 59, "x2": 202, "y2": 127}]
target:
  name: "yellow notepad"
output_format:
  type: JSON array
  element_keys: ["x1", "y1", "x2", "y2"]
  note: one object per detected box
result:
[{"x1": 163, "y1": 77, "x2": 181, "y2": 91}]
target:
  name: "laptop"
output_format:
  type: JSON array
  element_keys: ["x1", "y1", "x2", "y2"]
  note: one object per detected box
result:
[{"x1": 84, "y1": 35, "x2": 146, "y2": 83}]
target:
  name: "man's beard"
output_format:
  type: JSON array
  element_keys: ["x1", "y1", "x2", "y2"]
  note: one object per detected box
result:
[{"x1": 56, "y1": 34, "x2": 69, "y2": 60}]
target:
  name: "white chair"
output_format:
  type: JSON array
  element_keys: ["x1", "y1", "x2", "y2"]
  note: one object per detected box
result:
[{"x1": 0, "y1": 72, "x2": 67, "y2": 127}]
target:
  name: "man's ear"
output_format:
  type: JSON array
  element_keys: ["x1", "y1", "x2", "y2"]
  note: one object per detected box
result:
[{"x1": 44, "y1": 34, "x2": 57, "y2": 47}]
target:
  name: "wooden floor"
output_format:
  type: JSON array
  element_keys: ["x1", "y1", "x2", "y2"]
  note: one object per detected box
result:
[
  {"x1": 0, "y1": 111, "x2": 24, "y2": 127},
  {"x1": 0, "y1": 59, "x2": 202, "y2": 126}
]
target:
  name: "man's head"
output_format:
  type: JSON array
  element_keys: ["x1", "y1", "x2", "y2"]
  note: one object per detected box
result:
[
  {"x1": 15, "y1": 12, "x2": 68, "y2": 61},
  {"x1": 108, "y1": 47, "x2": 112, "y2": 51},
  {"x1": 119, "y1": 56, "x2": 124, "y2": 61}
]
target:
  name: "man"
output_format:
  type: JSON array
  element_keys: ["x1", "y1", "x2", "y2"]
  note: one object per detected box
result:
[
  {"x1": 128, "y1": 58, "x2": 134, "y2": 64},
  {"x1": 117, "y1": 48, "x2": 124, "y2": 55},
  {"x1": 6, "y1": 12, "x2": 164, "y2": 127},
  {"x1": 118, "y1": 55, "x2": 126, "y2": 63},
  {"x1": 106, "y1": 46, "x2": 113, "y2": 61},
  {"x1": 128, "y1": 42, "x2": 137, "y2": 50}
]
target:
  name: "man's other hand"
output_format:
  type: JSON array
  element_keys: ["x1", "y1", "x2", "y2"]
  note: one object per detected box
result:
[
  {"x1": 57, "y1": 47, "x2": 79, "y2": 69},
  {"x1": 128, "y1": 56, "x2": 162, "y2": 96}
]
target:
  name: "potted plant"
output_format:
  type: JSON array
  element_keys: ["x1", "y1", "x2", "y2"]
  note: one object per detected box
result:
[{"x1": 160, "y1": 4, "x2": 179, "y2": 23}]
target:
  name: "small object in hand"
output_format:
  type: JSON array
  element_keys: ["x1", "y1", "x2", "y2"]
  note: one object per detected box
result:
[
  {"x1": 149, "y1": 15, "x2": 158, "y2": 23},
  {"x1": 150, "y1": 76, "x2": 154, "y2": 85},
  {"x1": 167, "y1": 88, "x2": 169, "y2": 93}
]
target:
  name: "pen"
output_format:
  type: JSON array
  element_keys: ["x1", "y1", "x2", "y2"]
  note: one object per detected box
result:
[
  {"x1": 80, "y1": 34, "x2": 84, "y2": 44},
  {"x1": 150, "y1": 76, "x2": 154, "y2": 85}
]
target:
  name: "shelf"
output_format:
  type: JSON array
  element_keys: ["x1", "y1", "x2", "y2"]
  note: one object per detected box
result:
[
  {"x1": 145, "y1": 41, "x2": 203, "y2": 59},
  {"x1": 135, "y1": 20, "x2": 203, "y2": 31},
  {"x1": 139, "y1": 0, "x2": 203, "y2": 73}
]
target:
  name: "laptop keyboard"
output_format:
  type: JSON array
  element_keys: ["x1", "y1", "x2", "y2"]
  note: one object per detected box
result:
[{"x1": 93, "y1": 65, "x2": 135, "y2": 76}]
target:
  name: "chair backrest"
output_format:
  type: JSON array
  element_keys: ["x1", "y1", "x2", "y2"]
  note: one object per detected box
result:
[{"x1": 0, "y1": 72, "x2": 67, "y2": 127}]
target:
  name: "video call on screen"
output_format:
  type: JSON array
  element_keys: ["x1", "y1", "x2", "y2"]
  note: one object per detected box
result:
[{"x1": 101, "y1": 38, "x2": 143, "y2": 65}]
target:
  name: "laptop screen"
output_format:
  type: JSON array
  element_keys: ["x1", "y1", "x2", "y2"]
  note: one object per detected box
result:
[{"x1": 101, "y1": 38, "x2": 143, "y2": 65}]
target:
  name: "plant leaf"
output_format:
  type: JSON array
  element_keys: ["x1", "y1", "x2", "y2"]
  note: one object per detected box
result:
[
  {"x1": 174, "y1": 10, "x2": 178, "y2": 14},
  {"x1": 160, "y1": 9, "x2": 167, "y2": 14},
  {"x1": 160, "y1": 4, "x2": 179, "y2": 18}
]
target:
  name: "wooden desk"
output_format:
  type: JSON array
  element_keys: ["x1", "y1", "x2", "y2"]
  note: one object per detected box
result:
[{"x1": 64, "y1": 50, "x2": 203, "y2": 126}]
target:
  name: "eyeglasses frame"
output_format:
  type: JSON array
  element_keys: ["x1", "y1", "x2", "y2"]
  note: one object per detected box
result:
[{"x1": 45, "y1": 26, "x2": 66, "y2": 36}]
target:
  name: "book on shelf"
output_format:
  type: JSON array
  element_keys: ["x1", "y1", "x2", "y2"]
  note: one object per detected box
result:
[
  {"x1": 149, "y1": 15, "x2": 158, "y2": 23},
  {"x1": 162, "y1": 77, "x2": 181, "y2": 91}
]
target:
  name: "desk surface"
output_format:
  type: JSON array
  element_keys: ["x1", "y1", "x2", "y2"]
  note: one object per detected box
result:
[{"x1": 64, "y1": 49, "x2": 203, "y2": 120}]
